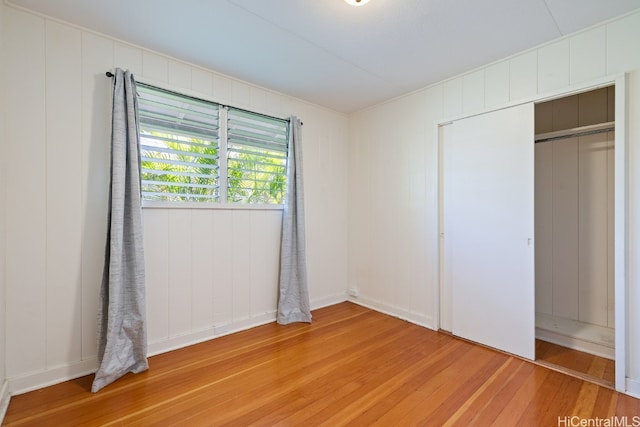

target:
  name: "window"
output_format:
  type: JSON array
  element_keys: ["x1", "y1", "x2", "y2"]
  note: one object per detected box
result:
[
  {"x1": 226, "y1": 108, "x2": 289, "y2": 204},
  {"x1": 137, "y1": 83, "x2": 289, "y2": 205}
]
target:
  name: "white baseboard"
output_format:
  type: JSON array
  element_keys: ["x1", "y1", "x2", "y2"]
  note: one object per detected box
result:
[
  {"x1": 0, "y1": 380, "x2": 11, "y2": 425},
  {"x1": 348, "y1": 295, "x2": 434, "y2": 330},
  {"x1": 311, "y1": 293, "x2": 348, "y2": 311},
  {"x1": 8, "y1": 295, "x2": 348, "y2": 396},
  {"x1": 148, "y1": 311, "x2": 277, "y2": 357},
  {"x1": 535, "y1": 313, "x2": 615, "y2": 359},
  {"x1": 627, "y1": 377, "x2": 640, "y2": 399},
  {"x1": 148, "y1": 293, "x2": 347, "y2": 357},
  {"x1": 9, "y1": 358, "x2": 98, "y2": 396}
]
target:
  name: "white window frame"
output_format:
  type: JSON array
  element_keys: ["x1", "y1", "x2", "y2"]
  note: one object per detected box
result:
[{"x1": 137, "y1": 82, "x2": 290, "y2": 210}]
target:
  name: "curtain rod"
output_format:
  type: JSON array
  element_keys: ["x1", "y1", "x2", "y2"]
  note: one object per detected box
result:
[{"x1": 105, "y1": 71, "x2": 302, "y2": 125}]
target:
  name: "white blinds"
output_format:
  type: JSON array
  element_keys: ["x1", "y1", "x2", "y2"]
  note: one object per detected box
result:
[
  {"x1": 137, "y1": 84, "x2": 221, "y2": 202},
  {"x1": 227, "y1": 108, "x2": 289, "y2": 204},
  {"x1": 136, "y1": 83, "x2": 290, "y2": 204}
]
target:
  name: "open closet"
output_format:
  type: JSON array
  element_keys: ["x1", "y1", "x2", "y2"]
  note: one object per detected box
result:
[
  {"x1": 534, "y1": 86, "x2": 615, "y2": 386},
  {"x1": 439, "y1": 76, "x2": 627, "y2": 393}
]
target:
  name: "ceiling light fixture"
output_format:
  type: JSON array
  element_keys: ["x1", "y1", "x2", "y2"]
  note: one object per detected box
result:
[{"x1": 344, "y1": 0, "x2": 370, "y2": 6}]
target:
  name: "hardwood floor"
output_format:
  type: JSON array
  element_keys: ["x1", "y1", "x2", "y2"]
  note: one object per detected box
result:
[
  {"x1": 535, "y1": 339, "x2": 616, "y2": 388},
  {"x1": 4, "y1": 302, "x2": 639, "y2": 426}
]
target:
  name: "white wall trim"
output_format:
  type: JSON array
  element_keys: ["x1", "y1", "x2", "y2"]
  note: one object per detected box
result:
[
  {"x1": 613, "y1": 73, "x2": 628, "y2": 393},
  {"x1": 440, "y1": 74, "x2": 622, "y2": 125},
  {"x1": 148, "y1": 313, "x2": 277, "y2": 357},
  {"x1": 348, "y1": 296, "x2": 434, "y2": 330},
  {"x1": 0, "y1": 381, "x2": 11, "y2": 425},
  {"x1": 311, "y1": 293, "x2": 348, "y2": 311},
  {"x1": 8, "y1": 297, "x2": 348, "y2": 397},
  {"x1": 536, "y1": 328, "x2": 614, "y2": 360},
  {"x1": 147, "y1": 293, "x2": 347, "y2": 364},
  {"x1": 8, "y1": 358, "x2": 98, "y2": 396},
  {"x1": 626, "y1": 377, "x2": 640, "y2": 399}
]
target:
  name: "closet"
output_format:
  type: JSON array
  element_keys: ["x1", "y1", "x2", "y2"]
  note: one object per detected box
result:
[
  {"x1": 534, "y1": 87, "x2": 615, "y2": 365},
  {"x1": 440, "y1": 80, "x2": 626, "y2": 392},
  {"x1": 440, "y1": 103, "x2": 536, "y2": 360}
]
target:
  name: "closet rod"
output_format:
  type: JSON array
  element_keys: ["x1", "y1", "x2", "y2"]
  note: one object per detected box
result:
[{"x1": 535, "y1": 121, "x2": 615, "y2": 144}]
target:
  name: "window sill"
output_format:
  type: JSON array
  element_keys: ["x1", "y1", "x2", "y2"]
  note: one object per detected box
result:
[{"x1": 142, "y1": 201, "x2": 284, "y2": 211}]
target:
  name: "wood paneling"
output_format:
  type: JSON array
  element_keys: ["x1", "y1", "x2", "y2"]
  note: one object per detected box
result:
[
  {"x1": 190, "y1": 67, "x2": 213, "y2": 97},
  {"x1": 141, "y1": 51, "x2": 168, "y2": 83},
  {"x1": 607, "y1": 131, "x2": 615, "y2": 328},
  {"x1": 535, "y1": 142, "x2": 553, "y2": 315},
  {"x1": 484, "y1": 61, "x2": 510, "y2": 108},
  {"x1": 143, "y1": 209, "x2": 170, "y2": 343},
  {"x1": 579, "y1": 133, "x2": 611, "y2": 326},
  {"x1": 607, "y1": 11, "x2": 640, "y2": 75},
  {"x1": 113, "y1": 43, "x2": 142, "y2": 76},
  {"x1": 211, "y1": 210, "x2": 234, "y2": 326},
  {"x1": 509, "y1": 50, "x2": 537, "y2": 101},
  {"x1": 4, "y1": 7, "x2": 47, "y2": 378},
  {"x1": 570, "y1": 26, "x2": 607, "y2": 85},
  {"x1": 0, "y1": 0, "x2": 6, "y2": 385},
  {"x1": 538, "y1": 39, "x2": 570, "y2": 93},
  {"x1": 552, "y1": 94, "x2": 579, "y2": 131},
  {"x1": 190, "y1": 210, "x2": 215, "y2": 331},
  {"x1": 168, "y1": 60, "x2": 191, "y2": 90},
  {"x1": 462, "y1": 69, "x2": 485, "y2": 113},
  {"x1": 579, "y1": 87, "x2": 608, "y2": 126},
  {"x1": 552, "y1": 137, "x2": 580, "y2": 319},
  {"x1": 168, "y1": 209, "x2": 193, "y2": 336},
  {"x1": 80, "y1": 31, "x2": 113, "y2": 362},
  {"x1": 443, "y1": 77, "x2": 463, "y2": 118},
  {"x1": 4, "y1": 303, "x2": 638, "y2": 426},
  {"x1": 45, "y1": 20, "x2": 83, "y2": 368},
  {"x1": 535, "y1": 100, "x2": 554, "y2": 134},
  {"x1": 3, "y1": 5, "x2": 349, "y2": 393}
]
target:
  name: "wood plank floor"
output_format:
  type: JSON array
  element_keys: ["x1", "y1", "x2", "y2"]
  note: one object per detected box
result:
[
  {"x1": 4, "y1": 302, "x2": 639, "y2": 426},
  {"x1": 535, "y1": 339, "x2": 616, "y2": 388}
]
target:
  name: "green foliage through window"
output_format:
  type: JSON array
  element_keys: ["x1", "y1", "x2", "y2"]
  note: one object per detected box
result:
[
  {"x1": 137, "y1": 84, "x2": 289, "y2": 204},
  {"x1": 227, "y1": 108, "x2": 288, "y2": 204}
]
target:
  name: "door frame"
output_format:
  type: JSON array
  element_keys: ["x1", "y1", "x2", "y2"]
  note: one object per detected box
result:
[{"x1": 435, "y1": 74, "x2": 628, "y2": 393}]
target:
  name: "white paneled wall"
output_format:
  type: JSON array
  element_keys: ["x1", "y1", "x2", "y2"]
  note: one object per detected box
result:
[
  {"x1": 4, "y1": 0, "x2": 640, "y2": 399},
  {"x1": 45, "y1": 19, "x2": 83, "y2": 370},
  {"x1": 2, "y1": 5, "x2": 348, "y2": 393},
  {"x1": 348, "y1": 90, "x2": 435, "y2": 326},
  {"x1": 5, "y1": 7, "x2": 47, "y2": 381},
  {"x1": 538, "y1": 39, "x2": 570, "y2": 93},
  {"x1": 348, "y1": 9, "x2": 640, "y2": 393},
  {"x1": 509, "y1": 51, "x2": 538, "y2": 101},
  {"x1": 0, "y1": 0, "x2": 7, "y2": 407},
  {"x1": 143, "y1": 208, "x2": 284, "y2": 350}
]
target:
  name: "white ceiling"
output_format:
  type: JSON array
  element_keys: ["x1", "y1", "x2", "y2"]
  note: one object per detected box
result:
[{"x1": 8, "y1": 0, "x2": 640, "y2": 113}]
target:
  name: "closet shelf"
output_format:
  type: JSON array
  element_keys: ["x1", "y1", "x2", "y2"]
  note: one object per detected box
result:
[{"x1": 535, "y1": 121, "x2": 615, "y2": 143}]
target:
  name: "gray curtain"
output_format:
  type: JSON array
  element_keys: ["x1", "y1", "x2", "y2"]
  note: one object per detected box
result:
[
  {"x1": 277, "y1": 116, "x2": 312, "y2": 324},
  {"x1": 92, "y1": 68, "x2": 148, "y2": 393}
]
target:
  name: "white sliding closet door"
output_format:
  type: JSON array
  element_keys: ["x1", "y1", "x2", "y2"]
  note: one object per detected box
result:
[{"x1": 444, "y1": 103, "x2": 535, "y2": 360}]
